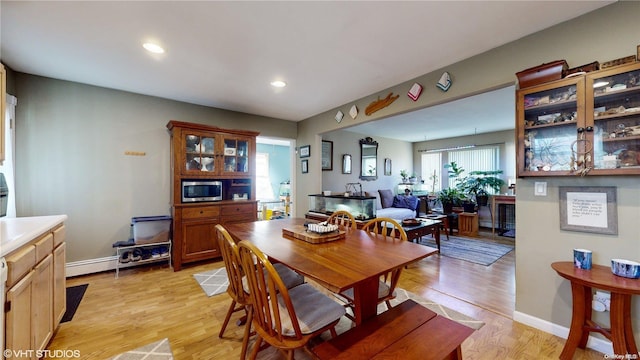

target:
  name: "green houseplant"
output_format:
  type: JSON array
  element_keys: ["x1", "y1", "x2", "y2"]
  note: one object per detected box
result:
[
  {"x1": 442, "y1": 162, "x2": 474, "y2": 212},
  {"x1": 460, "y1": 170, "x2": 505, "y2": 206},
  {"x1": 437, "y1": 187, "x2": 463, "y2": 214}
]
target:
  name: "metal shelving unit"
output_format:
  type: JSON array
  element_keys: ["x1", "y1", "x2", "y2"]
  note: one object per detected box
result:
[{"x1": 115, "y1": 241, "x2": 172, "y2": 278}]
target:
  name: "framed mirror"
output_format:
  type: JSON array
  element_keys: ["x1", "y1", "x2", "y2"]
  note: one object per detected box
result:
[
  {"x1": 342, "y1": 154, "x2": 352, "y2": 174},
  {"x1": 359, "y1": 137, "x2": 378, "y2": 181}
]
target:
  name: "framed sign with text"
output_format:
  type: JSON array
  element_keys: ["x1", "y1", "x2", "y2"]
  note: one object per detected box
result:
[{"x1": 559, "y1": 186, "x2": 617, "y2": 235}]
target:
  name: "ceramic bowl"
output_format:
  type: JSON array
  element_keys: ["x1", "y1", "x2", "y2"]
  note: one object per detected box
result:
[{"x1": 611, "y1": 259, "x2": 640, "y2": 279}]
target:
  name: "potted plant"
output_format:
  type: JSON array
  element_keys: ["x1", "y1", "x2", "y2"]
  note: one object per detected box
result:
[
  {"x1": 400, "y1": 169, "x2": 409, "y2": 183},
  {"x1": 437, "y1": 187, "x2": 463, "y2": 214},
  {"x1": 460, "y1": 170, "x2": 505, "y2": 206}
]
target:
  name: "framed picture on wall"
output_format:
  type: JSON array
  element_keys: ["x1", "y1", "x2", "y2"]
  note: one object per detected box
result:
[
  {"x1": 301, "y1": 159, "x2": 309, "y2": 174},
  {"x1": 384, "y1": 158, "x2": 392, "y2": 176},
  {"x1": 322, "y1": 140, "x2": 333, "y2": 171},
  {"x1": 299, "y1": 145, "x2": 310, "y2": 158},
  {"x1": 342, "y1": 154, "x2": 352, "y2": 174}
]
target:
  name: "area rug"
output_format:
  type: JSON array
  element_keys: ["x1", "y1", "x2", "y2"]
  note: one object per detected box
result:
[
  {"x1": 194, "y1": 269, "x2": 483, "y2": 330},
  {"x1": 387, "y1": 288, "x2": 484, "y2": 330},
  {"x1": 420, "y1": 235, "x2": 514, "y2": 266},
  {"x1": 61, "y1": 284, "x2": 88, "y2": 323},
  {"x1": 109, "y1": 338, "x2": 173, "y2": 359},
  {"x1": 193, "y1": 267, "x2": 229, "y2": 296}
]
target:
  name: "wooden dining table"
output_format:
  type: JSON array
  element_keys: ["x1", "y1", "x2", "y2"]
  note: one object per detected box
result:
[{"x1": 224, "y1": 218, "x2": 439, "y2": 325}]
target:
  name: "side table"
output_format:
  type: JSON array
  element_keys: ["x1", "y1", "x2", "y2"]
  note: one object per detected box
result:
[
  {"x1": 458, "y1": 212, "x2": 478, "y2": 237},
  {"x1": 551, "y1": 262, "x2": 640, "y2": 359}
]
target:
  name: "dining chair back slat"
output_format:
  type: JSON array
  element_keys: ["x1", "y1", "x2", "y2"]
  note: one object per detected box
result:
[{"x1": 327, "y1": 210, "x2": 357, "y2": 229}]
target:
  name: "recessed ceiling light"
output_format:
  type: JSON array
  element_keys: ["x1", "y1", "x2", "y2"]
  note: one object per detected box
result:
[
  {"x1": 270, "y1": 80, "x2": 287, "y2": 88},
  {"x1": 143, "y1": 43, "x2": 165, "y2": 54}
]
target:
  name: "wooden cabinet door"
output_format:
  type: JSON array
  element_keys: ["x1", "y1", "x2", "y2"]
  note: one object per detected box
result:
[
  {"x1": 53, "y1": 243, "x2": 66, "y2": 327},
  {"x1": 181, "y1": 218, "x2": 220, "y2": 263},
  {"x1": 32, "y1": 254, "x2": 54, "y2": 352},
  {"x1": 6, "y1": 271, "x2": 36, "y2": 360}
]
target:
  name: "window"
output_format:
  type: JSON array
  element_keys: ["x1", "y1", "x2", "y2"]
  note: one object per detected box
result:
[
  {"x1": 421, "y1": 153, "x2": 442, "y2": 193},
  {"x1": 447, "y1": 146, "x2": 500, "y2": 191},
  {"x1": 255, "y1": 152, "x2": 274, "y2": 200}
]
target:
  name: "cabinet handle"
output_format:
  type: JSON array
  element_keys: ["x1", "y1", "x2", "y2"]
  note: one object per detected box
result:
[{"x1": 585, "y1": 126, "x2": 593, "y2": 132}]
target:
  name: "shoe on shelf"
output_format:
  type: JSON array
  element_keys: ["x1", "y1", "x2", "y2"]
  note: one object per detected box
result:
[
  {"x1": 151, "y1": 247, "x2": 162, "y2": 258},
  {"x1": 140, "y1": 248, "x2": 152, "y2": 260},
  {"x1": 119, "y1": 251, "x2": 132, "y2": 263},
  {"x1": 131, "y1": 249, "x2": 142, "y2": 262},
  {"x1": 159, "y1": 245, "x2": 170, "y2": 256}
]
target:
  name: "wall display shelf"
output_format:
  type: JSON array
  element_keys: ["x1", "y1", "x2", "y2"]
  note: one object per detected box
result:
[
  {"x1": 167, "y1": 121, "x2": 259, "y2": 271},
  {"x1": 516, "y1": 62, "x2": 640, "y2": 177}
]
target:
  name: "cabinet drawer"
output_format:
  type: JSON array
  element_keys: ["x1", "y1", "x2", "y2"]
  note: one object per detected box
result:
[
  {"x1": 182, "y1": 206, "x2": 220, "y2": 219},
  {"x1": 5, "y1": 245, "x2": 36, "y2": 288},
  {"x1": 220, "y1": 203, "x2": 255, "y2": 215},
  {"x1": 53, "y1": 225, "x2": 66, "y2": 247},
  {"x1": 223, "y1": 213, "x2": 256, "y2": 223},
  {"x1": 35, "y1": 233, "x2": 54, "y2": 263}
]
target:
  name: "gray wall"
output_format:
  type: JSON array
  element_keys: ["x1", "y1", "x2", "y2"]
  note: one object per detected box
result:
[
  {"x1": 298, "y1": 1, "x2": 640, "y2": 346},
  {"x1": 320, "y1": 130, "x2": 413, "y2": 197},
  {"x1": 14, "y1": 74, "x2": 296, "y2": 262}
]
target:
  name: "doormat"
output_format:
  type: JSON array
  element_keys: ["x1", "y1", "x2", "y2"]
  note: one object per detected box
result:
[
  {"x1": 420, "y1": 235, "x2": 514, "y2": 266},
  {"x1": 193, "y1": 267, "x2": 228, "y2": 297},
  {"x1": 61, "y1": 284, "x2": 88, "y2": 323},
  {"x1": 109, "y1": 338, "x2": 173, "y2": 359}
]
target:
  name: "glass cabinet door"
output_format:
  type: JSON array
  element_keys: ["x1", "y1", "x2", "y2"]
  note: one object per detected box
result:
[
  {"x1": 184, "y1": 133, "x2": 216, "y2": 173},
  {"x1": 517, "y1": 78, "x2": 584, "y2": 176},
  {"x1": 222, "y1": 137, "x2": 249, "y2": 174},
  {"x1": 587, "y1": 63, "x2": 640, "y2": 173}
]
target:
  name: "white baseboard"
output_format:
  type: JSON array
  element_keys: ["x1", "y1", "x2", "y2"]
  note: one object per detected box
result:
[
  {"x1": 65, "y1": 256, "x2": 135, "y2": 277},
  {"x1": 513, "y1": 311, "x2": 613, "y2": 355}
]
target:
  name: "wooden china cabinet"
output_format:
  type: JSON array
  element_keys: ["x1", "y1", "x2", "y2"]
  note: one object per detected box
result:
[
  {"x1": 516, "y1": 61, "x2": 640, "y2": 177},
  {"x1": 167, "y1": 121, "x2": 259, "y2": 271}
]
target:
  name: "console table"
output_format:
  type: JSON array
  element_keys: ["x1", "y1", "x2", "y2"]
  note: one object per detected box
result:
[{"x1": 551, "y1": 262, "x2": 640, "y2": 359}]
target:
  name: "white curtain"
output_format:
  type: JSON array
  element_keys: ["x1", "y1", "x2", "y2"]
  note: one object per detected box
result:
[{"x1": 0, "y1": 94, "x2": 17, "y2": 217}]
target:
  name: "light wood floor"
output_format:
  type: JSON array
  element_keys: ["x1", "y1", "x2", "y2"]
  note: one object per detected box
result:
[{"x1": 47, "y1": 229, "x2": 605, "y2": 359}]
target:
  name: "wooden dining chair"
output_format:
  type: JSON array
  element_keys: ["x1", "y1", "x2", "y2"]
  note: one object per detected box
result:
[
  {"x1": 238, "y1": 241, "x2": 346, "y2": 360},
  {"x1": 361, "y1": 217, "x2": 407, "y2": 241},
  {"x1": 215, "y1": 224, "x2": 304, "y2": 359},
  {"x1": 327, "y1": 210, "x2": 357, "y2": 229},
  {"x1": 338, "y1": 217, "x2": 407, "y2": 316},
  {"x1": 215, "y1": 224, "x2": 253, "y2": 359}
]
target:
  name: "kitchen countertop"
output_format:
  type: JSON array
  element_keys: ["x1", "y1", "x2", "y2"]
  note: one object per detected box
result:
[{"x1": 0, "y1": 215, "x2": 68, "y2": 257}]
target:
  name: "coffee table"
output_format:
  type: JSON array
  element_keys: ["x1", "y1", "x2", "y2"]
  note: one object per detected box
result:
[
  {"x1": 402, "y1": 218, "x2": 441, "y2": 251},
  {"x1": 420, "y1": 214, "x2": 450, "y2": 240}
]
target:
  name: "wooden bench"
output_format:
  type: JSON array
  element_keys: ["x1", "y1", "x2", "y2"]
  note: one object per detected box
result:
[{"x1": 312, "y1": 299, "x2": 475, "y2": 360}]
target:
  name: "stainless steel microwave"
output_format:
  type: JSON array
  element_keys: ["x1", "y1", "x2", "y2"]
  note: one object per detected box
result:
[{"x1": 182, "y1": 180, "x2": 223, "y2": 203}]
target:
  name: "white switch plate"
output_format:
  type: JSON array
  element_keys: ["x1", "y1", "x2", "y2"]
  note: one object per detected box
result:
[{"x1": 534, "y1": 182, "x2": 547, "y2": 196}]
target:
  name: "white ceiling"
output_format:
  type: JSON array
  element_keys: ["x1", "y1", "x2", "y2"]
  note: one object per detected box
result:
[{"x1": 1, "y1": 1, "x2": 614, "y2": 142}]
